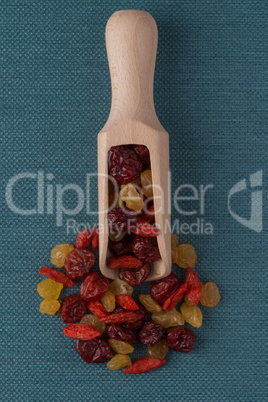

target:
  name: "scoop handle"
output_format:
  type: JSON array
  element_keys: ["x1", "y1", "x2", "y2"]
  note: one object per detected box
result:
[{"x1": 105, "y1": 10, "x2": 159, "y2": 127}]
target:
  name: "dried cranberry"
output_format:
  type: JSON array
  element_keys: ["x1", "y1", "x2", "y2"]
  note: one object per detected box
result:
[
  {"x1": 166, "y1": 326, "x2": 196, "y2": 353},
  {"x1": 80, "y1": 271, "x2": 109, "y2": 302},
  {"x1": 150, "y1": 272, "x2": 180, "y2": 304},
  {"x1": 109, "y1": 145, "x2": 142, "y2": 185},
  {"x1": 64, "y1": 248, "x2": 95, "y2": 280},
  {"x1": 109, "y1": 235, "x2": 133, "y2": 256},
  {"x1": 139, "y1": 321, "x2": 165, "y2": 346},
  {"x1": 106, "y1": 324, "x2": 137, "y2": 344},
  {"x1": 131, "y1": 236, "x2": 161, "y2": 262},
  {"x1": 108, "y1": 208, "x2": 137, "y2": 233},
  {"x1": 113, "y1": 303, "x2": 147, "y2": 330},
  {"x1": 132, "y1": 144, "x2": 150, "y2": 168},
  {"x1": 59, "y1": 294, "x2": 86, "y2": 323},
  {"x1": 119, "y1": 263, "x2": 151, "y2": 286},
  {"x1": 75, "y1": 338, "x2": 114, "y2": 363}
]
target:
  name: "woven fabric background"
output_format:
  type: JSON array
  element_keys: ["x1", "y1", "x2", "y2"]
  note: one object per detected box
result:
[{"x1": 1, "y1": 1, "x2": 267, "y2": 400}]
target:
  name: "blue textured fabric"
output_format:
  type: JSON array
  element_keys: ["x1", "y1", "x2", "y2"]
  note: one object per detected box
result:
[{"x1": 1, "y1": 1, "x2": 267, "y2": 400}]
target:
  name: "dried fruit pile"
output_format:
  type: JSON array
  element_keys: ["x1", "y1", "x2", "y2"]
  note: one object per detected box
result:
[
  {"x1": 108, "y1": 145, "x2": 160, "y2": 274},
  {"x1": 37, "y1": 229, "x2": 221, "y2": 374}
]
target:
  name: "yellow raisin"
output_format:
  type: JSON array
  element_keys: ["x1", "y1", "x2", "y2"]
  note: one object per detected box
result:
[
  {"x1": 184, "y1": 297, "x2": 196, "y2": 306},
  {"x1": 108, "y1": 339, "x2": 134, "y2": 354},
  {"x1": 37, "y1": 279, "x2": 63, "y2": 299},
  {"x1": 180, "y1": 302, "x2": 203, "y2": 328},
  {"x1": 200, "y1": 281, "x2": 221, "y2": 307},
  {"x1": 39, "y1": 299, "x2": 61, "y2": 315},
  {"x1": 51, "y1": 243, "x2": 74, "y2": 268},
  {"x1": 80, "y1": 314, "x2": 106, "y2": 334},
  {"x1": 148, "y1": 340, "x2": 169, "y2": 359},
  {"x1": 119, "y1": 183, "x2": 144, "y2": 212},
  {"x1": 109, "y1": 279, "x2": 133, "y2": 296},
  {"x1": 175, "y1": 244, "x2": 197, "y2": 268},
  {"x1": 139, "y1": 294, "x2": 162, "y2": 313},
  {"x1": 140, "y1": 170, "x2": 153, "y2": 198},
  {"x1": 152, "y1": 308, "x2": 185, "y2": 328},
  {"x1": 109, "y1": 230, "x2": 126, "y2": 242},
  {"x1": 101, "y1": 291, "x2": 116, "y2": 313},
  {"x1": 131, "y1": 175, "x2": 141, "y2": 186},
  {"x1": 107, "y1": 354, "x2": 132, "y2": 370}
]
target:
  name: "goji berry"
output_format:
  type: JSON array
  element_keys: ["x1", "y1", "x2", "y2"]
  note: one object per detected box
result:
[
  {"x1": 131, "y1": 217, "x2": 159, "y2": 237},
  {"x1": 75, "y1": 229, "x2": 92, "y2": 248},
  {"x1": 100, "y1": 312, "x2": 141, "y2": 324},
  {"x1": 162, "y1": 282, "x2": 188, "y2": 311},
  {"x1": 115, "y1": 295, "x2": 139, "y2": 310},
  {"x1": 87, "y1": 301, "x2": 109, "y2": 319},
  {"x1": 39, "y1": 267, "x2": 75, "y2": 287},
  {"x1": 107, "y1": 255, "x2": 143, "y2": 270},
  {"x1": 123, "y1": 356, "x2": 166, "y2": 374},
  {"x1": 80, "y1": 271, "x2": 110, "y2": 302},
  {"x1": 185, "y1": 267, "x2": 202, "y2": 305},
  {"x1": 63, "y1": 323, "x2": 101, "y2": 340},
  {"x1": 90, "y1": 227, "x2": 99, "y2": 251}
]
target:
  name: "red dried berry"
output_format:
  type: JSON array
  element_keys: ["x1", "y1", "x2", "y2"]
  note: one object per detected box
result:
[
  {"x1": 90, "y1": 227, "x2": 99, "y2": 251},
  {"x1": 75, "y1": 338, "x2": 114, "y2": 364},
  {"x1": 140, "y1": 204, "x2": 155, "y2": 223},
  {"x1": 39, "y1": 267, "x2": 75, "y2": 287},
  {"x1": 64, "y1": 248, "x2": 95, "y2": 280},
  {"x1": 107, "y1": 255, "x2": 143, "y2": 270},
  {"x1": 108, "y1": 208, "x2": 137, "y2": 233},
  {"x1": 119, "y1": 263, "x2": 151, "y2": 286},
  {"x1": 132, "y1": 144, "x2": 149, "y2": 160},
  {"x1": 113, "y1": 303, "x2": 147, "y2": 330},
  {"x1": 166, "y1": 326, "x2": 196, "y2": 353},
  {"x1": 131, "y1": 236, "x2": 160, "y2": 263},
  {"x1": 80, "y1": 271, "x2": 109, "y2": 302},
  {"x1": 139, "y1": 321, "x2": 165, "y2": 346},
  {"x1": 87, "y1": 301, "x2": 109, "y2": 319},
  {"x1": 75, "y1": 229, "x2": 92, "y2": 248},
  {"x1": 131, "y1": 217, "x2": 159, "y2": 237},
  {"x1": 123, "y1": 356, "x2": 166, "y2": 374},
  {"x1": 106, "y1": 324, "x2": 137, "y2": 344},
  {"x1": 63, "y1": 323, "x2": 101, "y2": 340},
  {"x1": 185, "y1": 267, "x2": 202, "y2": 304},
  {"x1": 100, "y1": 312, "x2": 141, "y2": 324},
  {"x1": 108, "y1": 235, "x2": 133, "y2": 256},
  {"x1": 150, "y1": 272, "x2": 180, "y2": 304},
  {"x1": 109, "y1": 145, "x2": 142, "y2": 185},
  {"x1": 115, "y1": 295, "x2": 139, "y2": 310},
  {"x1": 162, "y1": 282, "x2": 188, "y2": 311},
  {"x1": 59, "y1": 294, "x2": 87, "y2": 323}
]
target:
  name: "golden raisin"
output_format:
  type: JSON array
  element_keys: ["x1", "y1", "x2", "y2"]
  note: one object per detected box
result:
[
  {"x1": 39, "y1": 299, "x2": 61, "y2": 315},
  {"x1": 80, "y1": 314, "x2": 106, "y2": 334},
  {"x1": 139, "y1": 294, "x2": 162, "y2": 313},
  {"x1": 107, "y1": 354, "x2": 132, "y2": 370},
  {"x1": 119, "y1": 183, "x2": 144, "y2": 212},
  {"x1": 175, "y1": 244, "x2": 197, "y2": 268},
  {"x1": 148, "y1": 340, "x2": 169, "y2": 359},
  {"x1": 108, "y1": 339, "x2": 134, "y2": 354},
  {"x1": 200, "y1": 281, "x2": 220, "y2": 307},
  {"x1": 101, "y1": 291, "x2": 116, "y2": 313},
  {"x1": 180, "y1": 302, "x2": 203, "y2": 328},
  {"x1": 152, "y1": 308, "x2": 185, "y2": 328},
  {"x1": 51, "y1": 243, "x2": 74, "y2": 268},
  {"x1": 140, "y1": 170, "x2": 153, "y2": 198},
  {"x1": 109, "y1": 230, "x2": 126, "y2": 242},
  {"x1": 37, "y1": 279, "x2": 63, "y2": 299},
  {"x1": 109, "y1": 279, "x2": 133, "y2": 296}
]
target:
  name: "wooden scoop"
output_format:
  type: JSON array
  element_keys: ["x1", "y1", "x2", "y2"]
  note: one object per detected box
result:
[{"x1": 98, "y1": 10, "x2": 171, "y2": 280}]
